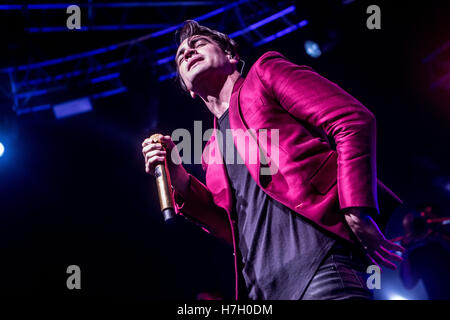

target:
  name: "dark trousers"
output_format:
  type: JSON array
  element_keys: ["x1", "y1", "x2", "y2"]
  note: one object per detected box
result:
[{"x1": 301, "y1": 241, "x2": 373, "y2": 300}]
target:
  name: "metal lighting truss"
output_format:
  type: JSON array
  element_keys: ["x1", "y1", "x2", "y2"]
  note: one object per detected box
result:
[{"x1": 1, "y1": 0, "x2": 307, "y2": 117}]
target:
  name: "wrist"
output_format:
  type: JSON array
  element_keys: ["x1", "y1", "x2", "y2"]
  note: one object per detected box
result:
[
  {"x1": 343, "y1": 207, "x2": 373, "y2": 233},
  {"x1": 343, "y1": 207, "x2": 374, "y2": 221}
]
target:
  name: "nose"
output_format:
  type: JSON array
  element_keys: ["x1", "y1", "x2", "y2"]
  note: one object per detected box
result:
[{"x1": 184, "y1": 47, "x2": 197, "y2": 61}]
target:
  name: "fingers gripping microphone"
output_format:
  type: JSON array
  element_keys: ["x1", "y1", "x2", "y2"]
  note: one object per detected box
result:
[{"x1": 149, "y1": 133, "x2": 176, "y2": 222}]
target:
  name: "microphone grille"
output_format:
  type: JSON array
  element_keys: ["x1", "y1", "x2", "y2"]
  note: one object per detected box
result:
[{"x1": 149, "y1": 133, "x2": 163, "y2": 144}]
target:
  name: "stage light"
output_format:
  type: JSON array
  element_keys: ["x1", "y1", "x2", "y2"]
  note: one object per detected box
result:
[
  {"x1": 0, "y1": 0, "x2": 247, "y2": 73},
  {"x1": 53, "y1": 97, "x2": 93, "y2": 119},
  {"x1": 304, "y1": 40, "x2": 322, "y2": 58},
  {"x1": 444, "y1": 182, "x2": 450, "y2": 193},
  {"x1": 389, "y1": 294, "x2": 407, "y2": 300},
  {"x1": 0, "y1": 142, "x2": 4, "y2": 157}
]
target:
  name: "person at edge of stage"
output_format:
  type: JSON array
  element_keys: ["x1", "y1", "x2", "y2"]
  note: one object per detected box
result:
[
  {"x1": 142, "y1": 20, "x2": 405, "y2": 300},
  {"x1": 399, "y1": 204, "x2": 450, "y2": 299}
]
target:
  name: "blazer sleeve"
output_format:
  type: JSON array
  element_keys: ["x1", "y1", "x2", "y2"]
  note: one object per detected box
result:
[
  {"x1": 172, "y1": 173, "x2": 233, "y2": 244},
  {"x1": 255, "y1": 51, "x2": 378, "y2": 212}
]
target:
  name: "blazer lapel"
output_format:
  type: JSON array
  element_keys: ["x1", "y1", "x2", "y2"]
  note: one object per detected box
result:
[
  {"x1": 204, "y1": 76, "x2": 273, "y2": 216},
  {"x1": 228, "y1": 81, "x2": 262, "y2": 188}
]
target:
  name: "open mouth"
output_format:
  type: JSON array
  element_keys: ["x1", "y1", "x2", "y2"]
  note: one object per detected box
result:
[{"x1": 188, "y1": 57, "x2": 203, "y2": 71}]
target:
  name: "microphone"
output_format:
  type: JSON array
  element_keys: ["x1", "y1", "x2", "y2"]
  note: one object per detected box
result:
[{"x1": 149, "y1": 133, "x2": 176, "y2": 222}]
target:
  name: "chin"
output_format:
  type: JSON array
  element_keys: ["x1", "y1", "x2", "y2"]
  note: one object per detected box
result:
[{"x1": 189, "y1": 68, "x2": 211, "y2": 86}]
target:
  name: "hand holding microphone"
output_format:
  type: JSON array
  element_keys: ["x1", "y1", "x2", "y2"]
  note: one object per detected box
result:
[{"x1": 142, "y1": 134, "x2": 189, "y2": 221}]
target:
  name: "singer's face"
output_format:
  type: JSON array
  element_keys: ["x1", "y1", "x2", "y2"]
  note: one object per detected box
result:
[{"x1": 176, "y1": 35, "x2": 233, "y2": 91}]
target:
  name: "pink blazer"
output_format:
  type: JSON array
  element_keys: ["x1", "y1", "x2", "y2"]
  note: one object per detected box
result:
[{"x1": 173, "y1": 51, "x2": 383, "y2": 299}]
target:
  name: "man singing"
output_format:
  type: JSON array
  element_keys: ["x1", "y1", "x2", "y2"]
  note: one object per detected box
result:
[{"x1": 142, "y1": 20, "x2": 404, "y2": 300}]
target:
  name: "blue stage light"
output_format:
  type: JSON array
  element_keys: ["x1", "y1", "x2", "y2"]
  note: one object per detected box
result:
[
  {"x1": 304, "y1": 40, "x2": 322, "y2": 58},
  {"x1": 388, "y1": 294, "x2": 407, "y2": 300},
  {"x1": 53, "y1": 97, "x2": 93, "y2": 119},
  {"x1": 444, "y1": 182, "x2": 450, "y2": 193},
  {"x1": 0, "y1": 142, "x2": 4, "y2": 157},
  {"x1": 228, "y1": 5, "x2": 295, "y2": 38},
  {"x1": 90, "y1": 72, "x2": 120, "y2": 84},
  {"x1": 254, "y1": 19, "x2": 308, "y2": 47},
  {"x1": 157, "y1": 5, "x2": 297, "y2": 65},
  {"x1": 0, "y1": 0, "x2": 248, "y2": 73}
]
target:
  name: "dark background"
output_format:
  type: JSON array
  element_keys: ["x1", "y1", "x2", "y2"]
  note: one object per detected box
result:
[{"x1": 0, "y1": 0, "x2": 449, "y2": 299}]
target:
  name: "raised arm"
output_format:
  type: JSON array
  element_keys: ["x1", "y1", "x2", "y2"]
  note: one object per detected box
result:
[{"x1": 142, "y1": 135, "x2": 232, "y2": 244}]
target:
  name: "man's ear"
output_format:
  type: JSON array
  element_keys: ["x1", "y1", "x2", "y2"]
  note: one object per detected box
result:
[
  {"x1": 227, "y1": 52, "x2": 239, "y2": 63},
  {"x1": 227, "y1": 53, "x2": 240, "y2": 68},
  {"x1": 189, "y1": 90, "x2": 196, "y2": 99}
]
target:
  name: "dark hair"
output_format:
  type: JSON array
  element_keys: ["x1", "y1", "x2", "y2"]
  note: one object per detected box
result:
[{"x1": 174, "y1": 20, "x2": 239, "y2": 92}]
